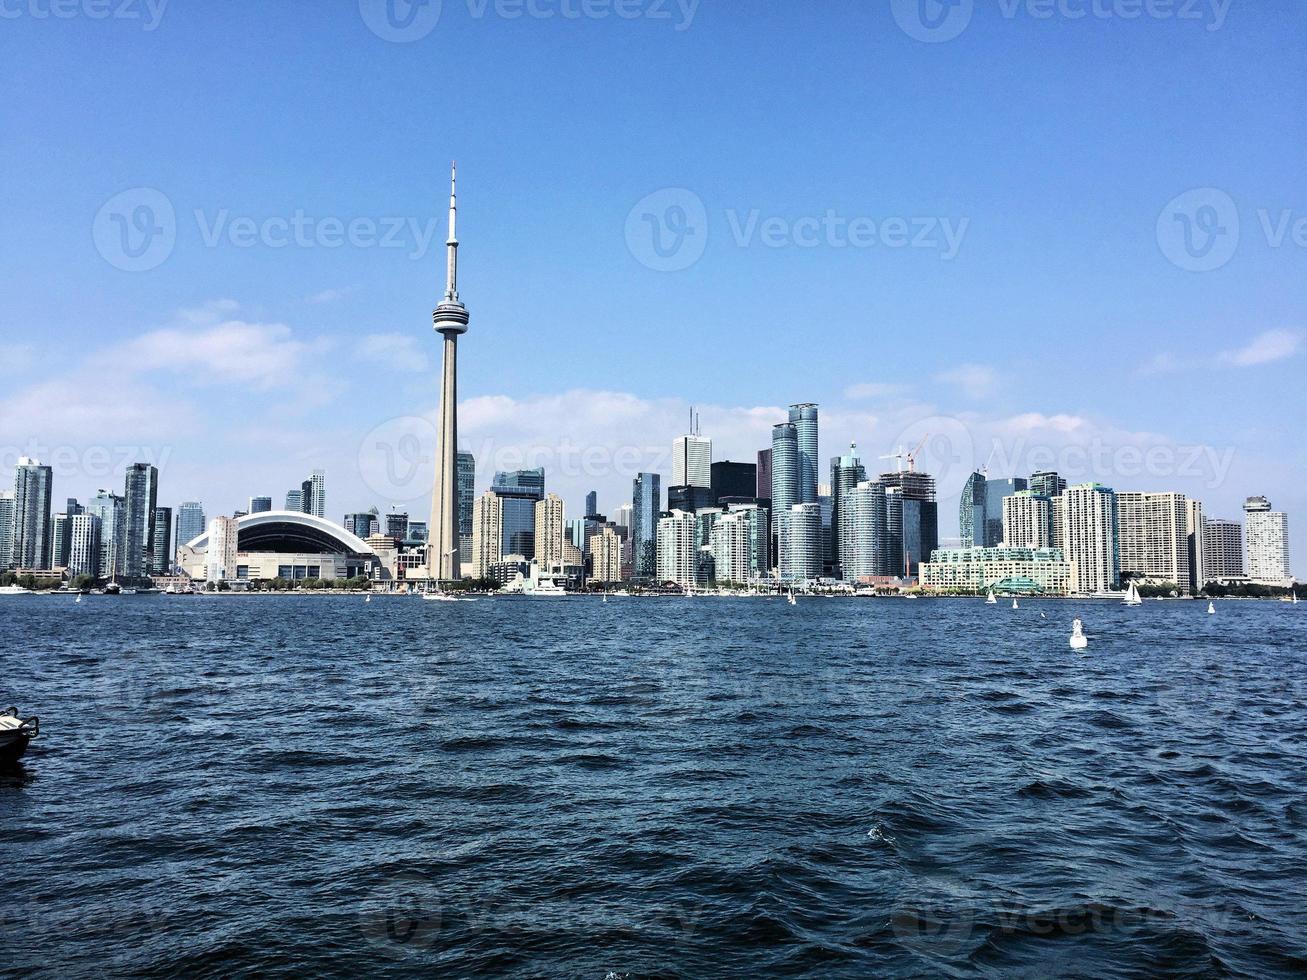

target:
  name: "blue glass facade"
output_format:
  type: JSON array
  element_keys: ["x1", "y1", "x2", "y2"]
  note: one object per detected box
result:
[
  {"x1": 770, "y1": 423, "x2": 798, "y2": 517},
  {"x1": 983, "y1": 477, "x2": 1027, "y2": 546},
  {"x1": 788, "y1": 403, "x2": 819, "y2": 504},
  {"x1": 492, "y1": 468, "x2": 544, "y2": 559},
  {"x1": 631, "y1": 472, "x2": 661, "y2": 579}
]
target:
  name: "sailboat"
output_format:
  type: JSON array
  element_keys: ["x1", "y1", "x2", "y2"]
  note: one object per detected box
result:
[
  {"x1": 365, "y1": 594, "x2": 371, "y2": 603},
  {"x1": 1012, "y1": 598, "x2": 1019, "y2": 610},
  {"x1": 1208, "y1": 601, "x2": 1216, "y2": 615},
  {"x1": 986, "y1": 590, "x2": 997, "y2": 605},
  {"x1": 787, "y1": 592, "x2": 797, "y2": 606},
  {"x1": 1122, "y1": 582, "x2": 1143, "y2": 606}
]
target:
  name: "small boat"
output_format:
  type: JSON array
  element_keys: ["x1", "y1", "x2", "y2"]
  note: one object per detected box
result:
[
  {"x1": 1069, "y1": 618, "x2": 1088, "y2": 650},
  {"x1": 0, "y1": 708, "x2": 39, "y2": 764},
  {"x1": 103, "y1": 581, "x2": 122, "y2": 596},
  {"x1": 365, "y1": 594, "x2": 372, "y2": 603},
  {"x1": 422, "y1": 592, "x2": 460, "y2": 602},
  {"x1": 0, "y1": 584, "x2": 34, "y2": 597},
  {"x1": 1012, "y1": 598, "x2": 1019, "y2": 610},
  {"x1": 75, "y1": 595, "x2": 82, "y2": 604},
  {"x1": 986, "y1": 590, "x2": 997, "y2": 605},
  {"x1": 1123, "y1": 582, "x2": 1143, "y2": 606},
  {"x1": 1208, "y1": 601, "x2": 1216, "y2": 615},
  {"x1": 787, "y1": 592, "x2": 797, "y2": 606}
]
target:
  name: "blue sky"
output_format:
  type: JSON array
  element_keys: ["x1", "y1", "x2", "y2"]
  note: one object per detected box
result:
[{"x1": 1, "y1": 0, "x2": 1303, "y2": 570}]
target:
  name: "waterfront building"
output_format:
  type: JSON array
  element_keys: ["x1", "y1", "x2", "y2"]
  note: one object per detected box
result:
[
  {"x1": 1003, "y1": 490, "x2": 1053, "y2": 550},
  {"x1": 656, "y1": 509, "x2": 696, "y2": 587},
  {"x1": 457, "y1": 450, "x2": 475, "y2": 566},
  {"x1": 959, "y1": 471, "x2": 986, "y2": 548},
  {"x1": 778, "y1": 502, "x2": 822, "y2": 581},
  {"x1": 10, "y1": 458, "x2": 53, "y2": 570},
  {"x1": 711, "y1": 461, "x2": 756, "y2": 504},
  {"x1": 842, "y1": 480, "x2": 887, "y2": 581},
  {"x1": 152, "y1": 506, "x2": 173, "y2": 575},
  {"x1": 206, "y1": 516, "x2": 240, "y2": 583},
  {"x1": 672, "y1": 432, "x2": 712, "y2": 489},
  {"x1": 0, "y1": 490, "x2": 13, "y2": 571},
  {"x1": 1203, "y1": 517, "x2": 1245, "y2": 582},
  {"x1": 122, "y1": 463, "x2": 159, "y2": 583},
  {"x1": 87, "y1": 490, "x2": 124, "y2": 579},
  {"x1": 830, "y1": 443, "x2": 866, "y2": 578},
  {"x1": 1051, "y1": 493, "x2": 1065, "y2": 552},
  {"x1": 67, "y1": 513, "x2": 102, "y2": 578},
  {"x1": 1185, "y1": 499, "x2": 1204, "y2": 595},
  {"x1": 492, "y1": 468, "x2": 545, "y2": 560},
  {"x1": 1061, "y1": 483, "x2": 1120, "y2": 594},
  {"x1": 631, "y1": 472, "x2": 661, "y2": 579},
  {"x1": 427, "y1": 164, "x2": 471, "y2": 582},
  {"x1": 534, "y1": 493, "x2": 566, "y2": 572},
  {"x1": 590, "y1": 526, "x2": 623, "y2": 583},
  {"x1": 920, "y1": 546, "x2": 1072, "y2": 596},
  {"x1": 471, "y1": 491, "x2": 503, "y2": 579},
  {"x1": 249, "y1": 496, "x2": 273, "y2": 514},
  {"x1": 1244, "y1": 496, "x2": 1292, "y2": 582},
  {"x1": 788, "y1": 404, "x2": 819, "y2": 504},
  {"x1": 175, "y1": 502, "x2": 207, "y2": 548},
  {"x1": 1117, "y1": 491, "x2": 1191, "y2": 594},
  {"x1": 708, "y1": 503, "x2": 769, "y2": 584},
  {"x1": 50, "y1": 512, "x2": 72, "y2": 569}
]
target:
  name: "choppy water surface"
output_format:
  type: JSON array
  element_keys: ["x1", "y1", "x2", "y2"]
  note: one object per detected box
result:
[{"x1": 2, "y1": 595, "x2": 1306, "y2": 977}]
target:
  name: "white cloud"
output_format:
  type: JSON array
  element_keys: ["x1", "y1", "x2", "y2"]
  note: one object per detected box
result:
[
  {"x1": 1219, "y1": 329, "x2": 1301, "y2": 367},
  {"x1": 361, "y1": 333, "x2": 430, "y2": 372},
  {"x1": 934, "y1": 363, "x2": 1000, "y2": 399}
]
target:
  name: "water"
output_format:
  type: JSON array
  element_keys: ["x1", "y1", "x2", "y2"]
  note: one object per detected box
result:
[{"x1": 2, "y1": 595, "x2": 1306, "y2": 977}]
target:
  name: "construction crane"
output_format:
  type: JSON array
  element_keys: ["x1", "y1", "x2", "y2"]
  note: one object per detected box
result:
[{"x1": 880, "y1": 434, "x2": 929, "y2": 473}]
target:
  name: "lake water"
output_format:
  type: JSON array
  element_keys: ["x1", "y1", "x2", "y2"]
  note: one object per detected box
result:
[{"x1": 2, "y1": 594, "x2": 1305, "y2": 977}]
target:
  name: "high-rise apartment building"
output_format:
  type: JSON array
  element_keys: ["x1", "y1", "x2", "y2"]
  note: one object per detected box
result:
[
  {"x1": 590, "y1": 526, "x2": 623, "y2": 583},
  {"x1": 778, "y1": 502, "x2": 823, "y2": 581},
  {"x1": 0, "y1": 490, "x2": 14, "y2": 571},
  {"x1": 1203, "y1": 517, "x2": 1244, "y2": 581},
  {"x1": 879, "y1": 470, "x2": 939, "y2": 577},
  {"x1": 87, "y1": 490, "x2": 124, "y2": 579},
  {"x1": 457, "y1": 451, "x2": 475, "y2": 565},
  {"x1": 656, "y1": 509, "x2": 696, "y2": 587},
  {"x1": 491, "y1": 468, "x2": 545, "y2": 560},
  {"x1": 960, "y1": 471, "x2": 986, "y2": 548},
  {"x1": 1244, "y1": 496, "x2": 1291, "y2": 582},
  {"x1": 842, "y1": 480, "x2": 887, "y2": 581},
  {"x1": 585, "y1": 490, "x2": 599, "y2": 518},
  {"x1": 1185, "y1": 499, "x2": 1204, "y2": 595},
  {"x1": 285, "y1": 489, "x2": 303, "y2": 512},
  {"x1": 471, "y1": 491, "x2": 504, "y2": 578},
  {"x1": 304, "y1": 470, "x2": 326, "y2": 518},
  {"x1": 206, "y1": 516, "x2": 239, "y2": 583},
  {"x1": 534, "y1": 493, "x2": 566, "y2": 572},
  {"x1": 122, "y1": 463, "x2": 159, "y2": 583},
  {"x1": 830, "y1": 444, "x2": 866, "y2": 577},
  {"x1": 67, "y1": 513, "x2": 102, "y2": 578},
  {"x1": 983, "y1": 478, "x2": 1027, "y2": 547},
  {"x1": 10, "y1": 458, "x2": 53, "y2": 570},
  {"x1": 1061, "y1": 483, "x2": 1120, "y2": 594},
  {"x1": 1117, "y1": 491, "x2": 1191, "y2": 594},
  {"x1": 175, "y1": 502, "x2": 207, "y2": 549},
  {"x1": 1003, "y1": 490, "x2": 1053, "y2": 550},
  {"x1": 1029, "y1": 471, "x2": 1068, "y2": 499},
  {"x1": 710, "y1": 461, "x2": 756, "y2": 504},
  {"x1": 611, "y1": 503, "x2": 633, "y2": 533},
  {"x1": 248, "y1": 496, "x2": 273, "y2": 514},
  {"x1": 707, "y1": 504, "x2": 769, "y2": 584},
  {"x1": 631, "y1": 473, "x2": 661, "y2": 579},
  {"x1": 152, "y1": 506, "x2": 173, "y2": 575},
  {"x1": 50, "y1": 512, "x2": 73, "y2": 569}
]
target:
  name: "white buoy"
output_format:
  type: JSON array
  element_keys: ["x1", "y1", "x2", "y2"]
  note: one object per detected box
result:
[
  {"x1": 1208, "y1": 601, "x2": 1215, "y2": 615},
  {"x1": 1069, "y1": 617, "x2": 1088, "y2": 649}
]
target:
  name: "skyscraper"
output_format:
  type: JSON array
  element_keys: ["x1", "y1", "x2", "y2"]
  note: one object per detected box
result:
[
  {"x1": 667, "y1": 485, "x2": 714, "y2": 513},
  {"x1": 710, "y1": 461, "x2": 756, "y2": 504},
  {"x1": 11, "y1": 458, "x2": 53, "y2": 570},
  {"x1": 672, "y1": 431, "x2": 712, "y2": 489},
  {"x1": 591, "y1": 526, "x2": 623, "y2": 583},
  {"x1": 1244, "y1": 495, "x2": 1291, "y2": 582},
  {"x1": 1002, "y1": 491, "x2": 1053, "y2": 550},
  {"x1": 152, "y1": 506, "x2": 173, "y2": 575},
  {"x1": 1061, "y1": 483, "x2": 1120, "y2": 594},
  {"x1": 1029, "y1": 471, "x2": 1067, "y2": 499},
  {"x1": 0, "y1": 490, "x2": 14, "y2": 572},
  {"x1": 492, "y1": 469, "x2": 545, "y2": 559},
  {"x1": 50, "y1": 512, "x2": 73, "y2": 569},
  {"x1": 779, "y1": 502, "x2": 823, "y2": 581},
  {"x1": 457, "y1": 450, "x2": 475, "y2": 566},
  {"x1": 87, "y1": 490, "x2": 124, "y2": 579},
  {"x1": 842, "y1": 480, "x2": 888, "y2": 581},
  {"x1": 386, "y1": 511, "x2": 410, "y2": 542},
  {"x1": 611, "y1": 503, "x2": 633, "y2": 533},
  {"x1": 1203, "y1": 517, "x2": 1244, "y2": 581},
  {"x1": 67, "y1": 513, "x2": 102, "y2": 578},
  {"x1": 471, "y1": 490, "x2": 503, "y2": 578},
  {"x1": 770, "y1": 423, "x2": 798, "y2": 518},
  {"x1": 830, "y1": 443, "x2": 866, "y2": 578},
  {"x1": 585, "y1": 490, "x2": 598, "y2": 518},
  {"x1": 656, "y1": 510, "x2": 696, "y2": 587},
  {"x1": 983, "y1": 477, "x2": 1027, "y2": 547},
  {"x1": 122, "y1": 463, "x2": 159, "y2": 582},
  {"x1": 1185, "y1": 499, "x2": 1204, "y2": 596},
  {"x1": 1118, "y1": 491, "x2": 1191, "y2": 594},
  {"x1": 959, "y1": 471, "x2": 986, "y2": 548},
  {"x1": 878, "y1": 469, "x2": 939, "y2": 577},
  {"x1": 756, "y1": 449, "x2": 772, "y2": 502},
  {"x1": 344, "y1": 514, "x2": 374, "y2": 539},
  {"x1": 285, "y1": 489, "x2": 303, "y2": 512},
  {"x1": 249, "y1": 496, "x2": 273, "y2": 514},
  {"x1": 534, "y1": 493, "x2": 566, "y2": 572},
  {"x1": 631, "y1": 472, "x2": 661, "y2": 580},
  {"x1": 175, "y1": 501, "x2": 207, "y2": 549},
  {"x1": 788, "y1": 404, "x2": 819, "y2": 504},
  {"x1": 428, "y1": 163, "x2": 470, "y2": 581},
  {"x1": 206, "y1": 516, "x2": 239, "y2": 583}
]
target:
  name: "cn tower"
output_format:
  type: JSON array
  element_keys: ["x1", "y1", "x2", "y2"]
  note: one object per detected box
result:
[{"x1": 427, "y1": 162, "x2": 469, "y2": 580}]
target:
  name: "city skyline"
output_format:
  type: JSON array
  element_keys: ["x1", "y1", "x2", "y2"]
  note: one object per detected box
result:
[{"x1": 2, "y1": 6, "x2": 1304, "y2": 574}]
